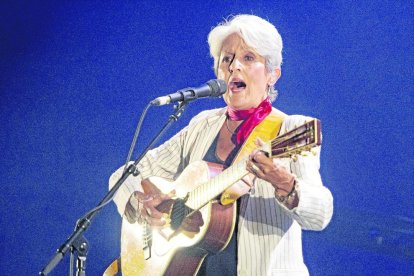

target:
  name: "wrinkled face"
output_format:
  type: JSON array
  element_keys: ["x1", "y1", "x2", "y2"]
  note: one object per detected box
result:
[{"x1": 217, "y1": 33, "x2": 277, "y2": 110}]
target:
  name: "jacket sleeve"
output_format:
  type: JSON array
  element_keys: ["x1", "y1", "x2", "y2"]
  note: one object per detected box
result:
[
  {"x1": 278, "y1": 115, "x2": 334, "y2": 230},
  {"x1": 108, "y1": 108, "x2": 224, "y2": 216},
  {"x1": 108, "y1": 127, "x2": 188, "y2": 216}
]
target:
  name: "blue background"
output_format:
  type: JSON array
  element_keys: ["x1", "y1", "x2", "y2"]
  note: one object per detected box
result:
[{"x1": 1, "y1": 1, "x2": 413, "y2": 275}]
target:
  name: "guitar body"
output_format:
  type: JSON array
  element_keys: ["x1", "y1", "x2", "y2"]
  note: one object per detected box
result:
[
  {"x1": 107, "y1": 118, "x2": 321, "y2": 275},
  {"x1": 120, "y1": 160, "x2": 237, "y2": 276}
]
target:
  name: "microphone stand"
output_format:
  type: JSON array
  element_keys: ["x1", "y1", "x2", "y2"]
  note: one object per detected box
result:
[{"x1": 40, "y1": 101, "x2": 189, "y2": 275}]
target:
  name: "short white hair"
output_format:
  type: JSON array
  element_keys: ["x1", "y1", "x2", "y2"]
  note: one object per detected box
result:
[{"x1": 208, "y1": 14, "x2": 283, "y2": 100}]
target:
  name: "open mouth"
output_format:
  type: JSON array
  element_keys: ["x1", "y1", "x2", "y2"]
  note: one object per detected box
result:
[{"x1": 229, "y1": 79, "x2": 246, "y2": 91}]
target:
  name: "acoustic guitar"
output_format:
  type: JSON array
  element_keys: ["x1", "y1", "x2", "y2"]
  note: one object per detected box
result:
[{"x1": 105, "y1": 119, "x2": 321, "y2": 275}]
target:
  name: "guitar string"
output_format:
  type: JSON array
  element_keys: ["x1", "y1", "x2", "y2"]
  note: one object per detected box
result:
[
  {"x1": 188, "y1": 160, "x2": 245, "y2": 211},
  {"x1": 188, "y1": 127, "x2": 314, "y2": 209},
  {"x1": 271, "y1": 129, "x2": 309, "y2": 147},
  {"x1": 269, "y1": 129, "x2": 315, "y2": 158},
  {"x1": 270, "y1": 120, "x2": 315, "y2": 147},
  {"x1": 271, "y1": 128, "x2": 308, "y2": 144}
]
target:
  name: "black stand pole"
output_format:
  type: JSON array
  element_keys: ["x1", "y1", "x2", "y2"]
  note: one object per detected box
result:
[
  {"x1": 40, "y1": 101, "x2": 189, "y2": 275},
  {"x1": 72, "y1": 234, "x2": 88, "y2": 276}
]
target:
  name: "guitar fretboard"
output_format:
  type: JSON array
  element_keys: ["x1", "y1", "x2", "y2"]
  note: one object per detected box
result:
[
  {"x1": 185, "y1": 158, "x2": 248, "y2": 210},
  {"x1": 184, "y1": 119, "x2": 320, "y2": 211}
]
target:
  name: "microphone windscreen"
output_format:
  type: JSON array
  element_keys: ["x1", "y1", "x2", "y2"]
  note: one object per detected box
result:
[{"x1": 207, "y1": 79, "x2": 227, "y2": 96}]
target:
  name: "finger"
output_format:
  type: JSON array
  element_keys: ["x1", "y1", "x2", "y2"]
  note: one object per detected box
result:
[
  {"x1": 145, "y1": 189, "x2": 175, "y2": 204},
  {"x1": 146, "y1": 216, "x2": 166, "y2": 227},
  {"x1": 249, "y1": 149, "x2": 269, "y2": 161},
  {"x1": 249, "y1": 149, "x2": 261, "y2": 161},
  {"x1": 161, "y1": 189, "x2": 176, "y2": 200},
  {"x1": 246, "y1": 160, "x2": 255, "y2": 175},
  {"x1": 252, "y1": 151, "x2": 272, "y2": 164},
  {"x1": 250, "y1": 151, "x2": 271, "y2": 172},
  {"x1": 140, "y1": 206, "x2": 166, "y2": 227},
  {"x1": 255, "y1": 137, "x2": 265, "y2": 147},
  {"x1": 246, "y1": 160, "x2": 262, "y2": 177},
  {"x1": 251, "y1": 163, "x2": 260, "y2": 174},
  {"x1": 147, "y1": 194, "x2": 164, "y2": 206},
  {"x1": 138, "y1": 207, "x2": 149, "y2": 223},
  {"x1": 145, "y1": 205, "x2": 165, "y2": 219},
  {"x1": 252, "y1": 155, "x2": 275, "y2": 176},
  {"x1": 162, "y1": 213, "x2": 171, "y2": 226},
  {"x1": 246, "y1": 160, "x2": 256, "y2": 173},
  {"x1": 252, "y1": 163, "x2": 266, "y2": 178},
  {"x1": 134, "y1": 191, "x2": 152, "y2": 202}
]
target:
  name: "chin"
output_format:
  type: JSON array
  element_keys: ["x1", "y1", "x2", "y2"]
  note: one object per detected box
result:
[{"x1": 229, "y1": 101, "x2": 250, "y2": 110}]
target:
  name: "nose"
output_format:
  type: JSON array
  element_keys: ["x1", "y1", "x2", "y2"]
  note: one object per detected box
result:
[{"x1": 228, "y1": 57, "x2": 241, "y2": 73}]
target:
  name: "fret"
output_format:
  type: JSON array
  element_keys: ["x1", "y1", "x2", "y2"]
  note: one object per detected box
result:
[
  {"x1": 185, "y1": 119, "x2": 320, "y2": 211},
  {"x1": 186, "y1": 157, "x2": 249, "y2": 210}
]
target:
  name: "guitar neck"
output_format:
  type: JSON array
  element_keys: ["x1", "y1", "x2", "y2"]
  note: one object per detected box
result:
[
  {"x1": 185, "y1": 159, "x2": 248, "y2": 210},
  {"x1": 184, "y1": 119, "x2": 321, "y2": 211}
]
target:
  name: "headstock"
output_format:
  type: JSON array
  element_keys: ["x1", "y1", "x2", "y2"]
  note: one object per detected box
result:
[{"x1": 271, "y1": 119, "x2": 321, "y2": 158}]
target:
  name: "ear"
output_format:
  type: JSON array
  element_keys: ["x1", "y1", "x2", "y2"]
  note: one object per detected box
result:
[{"x1": 268, "y1": 68, "x2": 281, "y2": 86}]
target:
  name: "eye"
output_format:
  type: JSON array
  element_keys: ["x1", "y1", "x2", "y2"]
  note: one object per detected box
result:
[
  {"x1": 222, "y1": 55, "x2": 232, "y2": 63},
  {"x1": 244, "y1": 54, "x2": 254, "y2": 62}
]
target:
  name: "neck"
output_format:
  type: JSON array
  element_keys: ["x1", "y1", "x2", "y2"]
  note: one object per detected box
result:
[
  {"x1": 225, "y1": 97, "x2": 273, "y2": 145},
  {"x1": 227, "y1": 106, "x2": 257, "y2": 121}
]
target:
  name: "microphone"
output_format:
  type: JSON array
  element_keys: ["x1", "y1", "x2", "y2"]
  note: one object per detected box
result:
[{"x1": 151, "y1": 79, "x2": 227, "y2": 106}]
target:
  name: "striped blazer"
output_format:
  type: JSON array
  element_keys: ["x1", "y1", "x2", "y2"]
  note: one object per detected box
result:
[{"x1": 109, "y1": 107, "x2": 333, "y2": 276}]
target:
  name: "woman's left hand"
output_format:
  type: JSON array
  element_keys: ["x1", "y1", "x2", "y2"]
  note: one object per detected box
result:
[
  {"x1": 246, "y1": 139, "x2": 295, "y2": 197},
  {"x1": 247, "y1": 151, "x2": 295, "y2": 196}
]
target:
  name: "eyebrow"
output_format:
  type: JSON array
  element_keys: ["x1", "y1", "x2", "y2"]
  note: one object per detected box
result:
[{"x1": 221, "y1": 48, "x2": 256, "y2": 55}]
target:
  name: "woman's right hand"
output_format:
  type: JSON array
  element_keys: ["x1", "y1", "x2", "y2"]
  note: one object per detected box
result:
[
  {"x1": 135, "y1": 179, "x2": 204, "y2": 233},
  {"x1": 134, "y1": 179, "x2": 175, "y2": 227}
]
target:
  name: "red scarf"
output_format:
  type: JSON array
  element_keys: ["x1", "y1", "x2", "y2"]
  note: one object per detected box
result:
[{"x1": 227, "y1": 98, "x2": 272, "y2": 145}]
